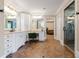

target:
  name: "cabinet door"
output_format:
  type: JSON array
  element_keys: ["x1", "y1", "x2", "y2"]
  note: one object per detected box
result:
[
  {"x1": 13, "y1": 32, "x2": 26, "y2": 52},
  {"x1": 39, "y1": 32, "x2": 45, "y2": 41},
  {"x1": 4, "y1": 34, "x2": 13, "y2": 55}
]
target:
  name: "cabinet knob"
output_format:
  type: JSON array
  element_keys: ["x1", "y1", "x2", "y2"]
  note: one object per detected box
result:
[
  {"x1": 7, "y1": 45, "x2": 9, "y2": 46},
  {"x1": 7, "y1": 40, "x2": 9, "y2": 41}
]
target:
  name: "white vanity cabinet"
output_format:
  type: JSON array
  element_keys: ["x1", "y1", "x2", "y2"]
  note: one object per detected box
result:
[
  {"x1": 13, "y1": 32, "x2": 26, "y2": 53},
  {"x1": 0, "y1": 35, "x2": 5, "y2": 57},
  {"x1": 4, "y1": 35, "x2": 13, "y2": 55},
  {"x1": 0, "y1": 31, "x2": 46, "y2": 57},
  {"x1": 3, "y1": 32, "x2": 27, "y2": 57},
  {"x1": 39, "y1": 31, "x2": 46, "y2": 41},
  {"x1": 4, "y1": 33, "x2": 16, "y2": 56}
]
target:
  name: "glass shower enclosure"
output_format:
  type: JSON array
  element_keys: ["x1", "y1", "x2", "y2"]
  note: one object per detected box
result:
[{"x1": 64, "y1": 1, "x2": 75, "y2": 52}]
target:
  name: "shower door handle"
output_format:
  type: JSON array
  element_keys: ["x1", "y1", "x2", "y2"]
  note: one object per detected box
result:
[
  {"x1": 76, "y1": 12, "x2": 79, "y2": 15},
  {"x1": 63, "y1": 27, "x2": 66, "y2": 31}
]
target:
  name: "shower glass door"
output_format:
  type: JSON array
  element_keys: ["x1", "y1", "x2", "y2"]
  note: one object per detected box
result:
[{"x1": 64, "y1": 1, "x2": 75, "y2": 51}]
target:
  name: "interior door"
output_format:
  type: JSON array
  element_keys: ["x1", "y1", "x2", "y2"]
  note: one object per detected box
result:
[{"x1": 64, "y1": 1, "x2": 75, "y2": 51}]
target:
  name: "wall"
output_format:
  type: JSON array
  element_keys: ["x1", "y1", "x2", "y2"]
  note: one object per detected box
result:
[
  {"x1": 0, "y1": 12, "x2": 4, "y2": 30},
  {"x1": 0, "y1": 0, "x2": 4, "y2": 30},
  {"x1": 56, "y1": 10, "x2": 64, "y2": 45},
  {"x1": 0, "y1": 0, "x2": 31, "y2": 57},
  {"x1": 0, "y1": 0, "x2": 4, "y2": 10}
]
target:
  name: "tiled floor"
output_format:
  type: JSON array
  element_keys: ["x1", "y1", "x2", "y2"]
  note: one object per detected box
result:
[{"x1": 7, "y1": 35, "x2": 74, "y2": 58}]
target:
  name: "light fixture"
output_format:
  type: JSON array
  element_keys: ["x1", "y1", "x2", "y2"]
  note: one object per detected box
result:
[
  {"x1": 4, "y1": 6, "x2": 16, "y2": 15},
  {"x1": 43, "y1": 8, "x2": 46, "y2": 10},
  {"x1": 32, "y1": 16, "x2": 43, "y2": 19}
]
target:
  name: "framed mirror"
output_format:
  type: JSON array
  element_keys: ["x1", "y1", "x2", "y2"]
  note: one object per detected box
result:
[{"x1": 4, "y1": 6, "x2": 17, "y2": 31}]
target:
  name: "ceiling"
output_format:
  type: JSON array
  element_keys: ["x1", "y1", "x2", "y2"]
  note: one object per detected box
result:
[{"x1": 7, "y1": 0, "x2": 64, "y2": 15}]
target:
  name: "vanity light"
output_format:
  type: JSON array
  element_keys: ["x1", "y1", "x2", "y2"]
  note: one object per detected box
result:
[
  {"x1": 4, "y1": 6, "x2": 16, "y2": 15},
  {"x1": 32, "y1": 16, "x2": 43, "y2": 19},
  {"x1": 7, "y1": 15, "x2": 16, "y2": 19}
]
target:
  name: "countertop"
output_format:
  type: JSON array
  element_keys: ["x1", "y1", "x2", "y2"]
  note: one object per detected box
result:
[{"x1": 0, "y1": 29, "x2": 45, "y2": 35}]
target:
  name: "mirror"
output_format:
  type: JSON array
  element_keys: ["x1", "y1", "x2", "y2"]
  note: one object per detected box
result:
[
  {"x1": 4, "y1": 6, "x2": 17, "y2": 31},
  {"x1": 31, "y1": 18, "x2": 46, "y2": 31},
  {"x1": 37, "y1": 19, "x2": 46, "y2": 29},
  {"x1": 31, "y1": 15, "x2": 46, "y2": 31}
]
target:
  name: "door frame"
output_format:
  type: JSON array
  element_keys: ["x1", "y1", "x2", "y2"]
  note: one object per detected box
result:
[{"x1": 75, "y1": 0, "x2": 79, "y2": 57}]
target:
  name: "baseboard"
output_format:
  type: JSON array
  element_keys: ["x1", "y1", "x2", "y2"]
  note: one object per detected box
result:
[
  {"x1": 54, "y1": 37, "x2": 64, "y2": 46},
  {"x1": 54, "y1": 36, "x2": 57, "y2": 40},
  {"x1": 60, "y1": 40, "x2": 64, "y2": 46},
  {"x1": 59, "y1": 39, "x2": 64, "y2": 46}
]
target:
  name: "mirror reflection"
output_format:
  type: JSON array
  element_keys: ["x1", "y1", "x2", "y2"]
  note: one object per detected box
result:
[{"x1": 4, "y1": 6, "x2": 17, "y2": 31}]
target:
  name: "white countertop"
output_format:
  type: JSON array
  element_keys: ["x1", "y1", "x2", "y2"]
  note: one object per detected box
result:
[{"x1": 0, "y1": 29, "x2": 45, "y2": 35}]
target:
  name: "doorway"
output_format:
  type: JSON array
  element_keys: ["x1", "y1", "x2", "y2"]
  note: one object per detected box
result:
[
  {"x1": 46, "y1": 16, "x2": 55, "y2": 35},
  {"x1": 64, "y1": 1, "x2": 75, "y2": 52}
]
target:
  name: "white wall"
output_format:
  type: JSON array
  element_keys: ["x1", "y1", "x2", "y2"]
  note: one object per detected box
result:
[
  {"x1": 0, "y1": 0, "x2": 4, "y2": 10},
  {"x1": 0, "y1": 0, "x2": 4, "y2": 30},
  {"x1": 55, "y1": 10, "x2": 64, "y2": 45}
]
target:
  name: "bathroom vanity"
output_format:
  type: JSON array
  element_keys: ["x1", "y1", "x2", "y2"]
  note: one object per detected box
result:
[
  {"x1": 0, "y1": 31, "x2": 27, "y2": 57},
  {"x1": 0, "y1": 29, "x2": 46, "y2": 57}
]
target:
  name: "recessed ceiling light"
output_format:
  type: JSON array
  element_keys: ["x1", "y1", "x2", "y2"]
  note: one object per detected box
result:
[{"x1": 43, "y1": 8, "x2": 46, "y2": 10}]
